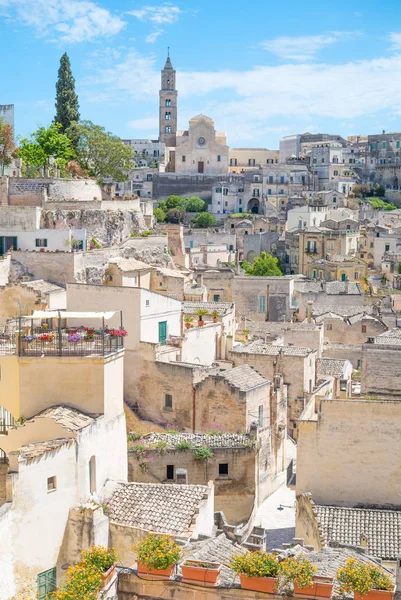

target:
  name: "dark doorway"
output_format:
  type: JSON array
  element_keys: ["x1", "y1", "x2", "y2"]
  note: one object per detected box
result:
[{"x1": 198, "y1": 161, "x2": 204, "y2": 174}]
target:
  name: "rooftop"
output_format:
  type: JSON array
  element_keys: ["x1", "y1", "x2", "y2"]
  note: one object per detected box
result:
[
  {"x1": 317, "y1": 358, "x2": 350, "y2": 378},
  {"x1": 183, "y1": 301, "x2": 234, "y2": 316},
  {"x1": 108, "y1": 258, "x2": 153, "y2": 272},
  {"x1": 19, "y1": 438, "x2": 74, "y2": 461},
  {"x1": 231, "y1": 341, "x2": 315, "y2": 357},
  {"x1": 34, "y1": 406, "x2": 95, "y2": 431},
  {"x1": 20, "y1": 279, "x2": 65, "y2": 294},
  {"x1": 368, "y1": 328, "x2": 401, "y2": 346},
  {"x1": 217, "y1": 364, "x2": 269, "y2": 391},
  {"x1": 134, "y1": 432, "x2": 253, "y2": 449},
  {"x1": 314, "y1": 504, "x2": 401, "y2": 561},
  {"x1": 108, "y1": 482, "x2": 209, "y2": 536}
]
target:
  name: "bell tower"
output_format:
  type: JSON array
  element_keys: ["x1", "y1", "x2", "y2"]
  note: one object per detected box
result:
[{"x1": 159, "y1": 49, "x2": 178, "y2": 147}]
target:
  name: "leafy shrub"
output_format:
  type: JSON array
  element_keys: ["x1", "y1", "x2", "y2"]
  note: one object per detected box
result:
[
  {"x1": 176, "y1": 440, "x2": 193, "y2": 450},
  {"x1": 154, "y1": 207, "x2": 166, "y2": 222},
  {"x1": 230, "y1": 552, "x2": 279, "y2": 578},
  {"x1": 141, "y1": 229, "x2": 153, "y2": 237},
  {"x1": 127, "y1": 432, "x2": 142, "y2": 443},
  {"x1": 279, "y1": 556, "x2": 317, "y2": 588},
  {"x1": 192, "y1": 211, "x2": 216, "y2": 228},
  {"x1": 193, "y1": 446, "x2": 213, "y2": 461},
  {"x1": 135, "y1": 534, "x2": 181, "y2": 570}
]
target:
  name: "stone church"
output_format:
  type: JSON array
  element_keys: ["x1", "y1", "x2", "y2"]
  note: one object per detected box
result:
[{"x1": 159, "y1": 53, "x2": 229, "y2": 175}]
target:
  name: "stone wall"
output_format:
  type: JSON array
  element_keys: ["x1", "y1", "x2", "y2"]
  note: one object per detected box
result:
[
  {"x1": 295, "y1": 493, "x2": 324, "y2": 550},
  {"x1": 152, "y1": 173, "x2": 221, "y2": 200},
  {"x1": 10, "y1": 250, "x2": 81, "y2": 286},
  {"x1": 0, "y1": 284, "x2": 39, "y2": 325},
  {"x1": 0, "y1": 254, "x2": 10, "y2": 285},
  {"x1": 232, "y1": 276, "x2": 295, "y2": 322},
  {"x1": 296, "y1": 399, "x2": 401, "y2": 506},
  {"x1": 128, "y1": 446, "x2": 256, "y2": 524},
  {"x1": 7, "y1": 177, "x2": 102, "y2": 205},
  {"x1": 361, "y1": 342, "x2": 401, "y2": 397},
  {"x1": 0, "y1": 206, "x2": 41, "y2": 231},
  {"x1": 322, "y1": 316, "x2": 387, "y2": 346}
]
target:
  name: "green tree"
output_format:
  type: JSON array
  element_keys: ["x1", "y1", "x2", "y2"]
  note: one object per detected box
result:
[
  {"x1": 375, "y1": 183, "x2": 386, "y2": 197},
  {"x1": 184, "y1": 196, "x2": 207, "y2": 212},
  {"x1": 0, "y1": 119, "x2": 15, "y2": 175},
  {"x1": 166, "y1": 195, "x2": 182, "y2": 209},
  {"x1": 352, "y1": 183, "x2": 371, "y2": 198},
  {"x1": 242, "y1": 252, "x2": 283, "y2": 276},
  {"x1": 18, "y1": 123, "x2": 75, "y2": 175},
  {"x1": 193, "y1": 212, "x2": 216, "y2": 228},
  {"x1": 154, "y1": 207, "x2": 166, "y2": 222},
  {"x1": 67, "y1": 120, "x2": 133, "y2": 182},
  {"x1": 55, "y1": 53, "x2": 80, "y2": 134}
]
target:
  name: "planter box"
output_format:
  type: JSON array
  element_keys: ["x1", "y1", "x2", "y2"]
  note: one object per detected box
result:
[
  {"x1": 181, "y1": 561, "x2": 221, "y2": 586},
  {"x1": 294, "y1": 576, "x2": 334, "y2": 599},
  {"x1": 101, "y1": 564, "x2": 117, "y2": 588},
  {"x1": 355, "y1": 588, "x2": 396, "y2": 600},
  {"x1": 240, "y1": 574, "x2": 278, "y2": 594},
  {"x1": 138, "y1": 563, "x2": 175, "y2": 579}
]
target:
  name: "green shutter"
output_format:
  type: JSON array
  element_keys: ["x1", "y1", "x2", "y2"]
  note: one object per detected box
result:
[
  {"x1": 158, "y1": 321, "x2": 167, "y2": 344},
  {"x1": 44, "y1": 239, "x2": 48, "y2": 248},
  {"x1": 259, "y1": 296, "x2": 266, "y2": 313},
  {"x1": 37, "y1": 568, "x2": 57, "y2": 599}
]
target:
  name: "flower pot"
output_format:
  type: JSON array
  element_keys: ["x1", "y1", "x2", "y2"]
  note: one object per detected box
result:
[
  {"x1": 101, "y1": 564, "x2": 117, "y2": 588},
  {"x1": 354, "y1": 588, "x2": 395, "y2": 600},
  {"x1": 181, "y1": 561, "x2": 221, "y2": 586},
  {"x1": 213, "y1": 318, "x2": 218, "y2": 323},
  {"x1": 185, "y1": 323, "x2": 191, "y2": 329},
  {"x1": 240, "y1": 574, "x2": 278, "y2": 594},
  {"x1": 294, "y1": 576, "x2": 334, "y2": 599},
  {"x1": 138, "y1": 563, "x2": 175, "y2": 579},
  {"x1": 198, "y1": 320, "x2": 204, "y2": 327}
]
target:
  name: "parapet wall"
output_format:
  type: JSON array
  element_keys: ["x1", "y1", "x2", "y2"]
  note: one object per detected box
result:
[{"x1": 7, "y1": 177, "x2": 103, "y2": 206}]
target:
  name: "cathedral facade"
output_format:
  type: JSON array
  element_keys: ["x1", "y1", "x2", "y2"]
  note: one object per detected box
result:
[{"x1": 159, "y1": 54, "x2": 229, "y2": 175}]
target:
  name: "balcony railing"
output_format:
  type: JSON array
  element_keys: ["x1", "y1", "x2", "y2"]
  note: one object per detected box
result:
[{"x1": 0, "y1": 327, "x2": 124, "y2": 357}]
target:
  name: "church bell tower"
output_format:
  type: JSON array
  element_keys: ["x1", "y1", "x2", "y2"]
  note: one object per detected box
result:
[{"x1": 159, "y1": 50, "x2": 178, "y2": 147}]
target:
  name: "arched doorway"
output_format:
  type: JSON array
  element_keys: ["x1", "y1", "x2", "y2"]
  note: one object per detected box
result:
[
  {"x1": 248, "y1": 198, "x2": 260, "y2": 214},
  {"x1": 246, "y1": 250, "x2": 257, "y2": 263}
]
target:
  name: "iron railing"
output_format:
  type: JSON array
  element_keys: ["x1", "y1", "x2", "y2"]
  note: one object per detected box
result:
[{"x1": 18, "y1": 330, "x2": 124, "y2": 357}]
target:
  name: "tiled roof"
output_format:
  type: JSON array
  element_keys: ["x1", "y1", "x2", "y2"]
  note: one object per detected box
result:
[
  {"x1": 19, "y1": 438, "x2": 74, "y2": 461},
  {"x1": 155, "y1": 267, "x2": 185, "y2": 278},
  {"x1": 313, "y1": 305, "x2": 373, "y2": 318},
  {"x1": 247, "y1": 321, "x2": 319, "y2": 333},
  {"x1": 108, "y1": 258, "x2": 153, "y2": 272},
  {"x1": 136, "y1": 432, "x2": 253, "y2": 449},
  {"x1": 181, "y1": 533, "x2": 246, "y2": 586},
  {"x1": 369, "y1": 328, "x2": 401, "y2": 346},
  {"x1": 21, "y1": 280, "x2": 65, "y2": 294},
  {"x1": 183, "y1": 301, "x2": 234, "y2": 316},
  {"x1": 314, "y1": 504, "x2": 401, "y2": 560},
  {"x1": 347, "y1": 313, "x2": 378, "y2": 325},
  {"x1": 231, "y1": 341, "x2": 314, "y2": 357},
  {"x1": 34, "y1": 406, "x2": 95, "y2": 430},
  {"x1": 218, "y1": 364, "x2": 269, "y2": 391},
  {"x1": 326, "y1": 281, "x2": 362, "y2": 294},
  {"x1": 314, "y1": 312, "x2": 344, "y2": 323},
  {"x1": 317, "y1": 358, "x2": 350, "y2": 378},
  {"x1": 108, "y1": 482, "x2": 208, "y2": 536},
  {"x1": 184, "y1": 285, "x2": 204, "y2": 295}
]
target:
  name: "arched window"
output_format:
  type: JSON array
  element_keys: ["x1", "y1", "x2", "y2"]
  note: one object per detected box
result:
[{"x1": 334, "y1": 170, "x2": 339, "y2": 176}]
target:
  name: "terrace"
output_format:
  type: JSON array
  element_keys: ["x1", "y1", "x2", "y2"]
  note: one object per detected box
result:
[{"x1": 0, "y1": 310, "x2": 126, "y2": 357}]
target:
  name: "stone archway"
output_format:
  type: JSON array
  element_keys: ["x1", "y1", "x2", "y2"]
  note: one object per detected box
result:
[
  {"x1": 247, "y1": 198, "x2": 260, "y2": 214},
  {"x1": 246, "y1": 250, "x2": 257, "y2": 263}
]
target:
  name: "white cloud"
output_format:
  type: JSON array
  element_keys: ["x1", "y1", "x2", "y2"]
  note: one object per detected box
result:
[
  {"x1": 389, "y1": 32, "x2": 401, "y2": 51},
  {"x1": 0, "y1": 0, "x2": 125, "y2": 43},
  {"x1": 145, "y1": 29, "x2": 163, "y2": 43},
  {"x1": 84, "y1": 50, "x2": 401, "y2": 144},
  {"x1": 128, "y1": 3, "x2": 181, "y2": 25},
  {"x1": 261, "y1": 31, "x2": 359, "y2": 61}
]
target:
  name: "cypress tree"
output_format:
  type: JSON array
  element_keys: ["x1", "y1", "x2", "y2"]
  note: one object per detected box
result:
[{"x1": 55, "y1": 53, "x2": 80, "y2": 133}]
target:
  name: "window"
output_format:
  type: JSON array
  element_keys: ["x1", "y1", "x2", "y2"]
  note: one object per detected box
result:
[
  {"x1": 258, "y1": 405, "x2": 263, "y2": 428},
  {"x1": 37, "y1": 568, "x2": 57, "y2": 600},
  {"x1": 280, "y1": 175, "x2": 285, "y2": 183},
  {"x1": 217, "y1": 155, "x2": 221, "y2": 162},
  {"x1": 219, "y1": 463, "x2": 229, "y2": 477},
  {"x1": 385, "y1": 244, "x2": 390, "y2": 252},
  {"x1": 321, "y1": 158, "x2": 325, "y2": 163},
  {"x1": 354, "y1": 272, "x2": 359, "y2": 280},
  {"x1": 327, "y1": 324, "x2": 332, "y2": 331},
  {"x1": 397, "y1": 141, "x2": 400, "y2": 149},
  {"x1": 249, "y1": 158, "x2": 256, "y2": 166},
  {"x1": 239, "y1": 198, "x2": 242, "y2": 205},
  {"x1": 165, "y1": 111, "x2": 171, "y2": 120},
  {"x1": 312, "y1": 158, "x2": 317, "y2": 164},
  {"x1": 259, "y1": 296, "x2": 266, "y2": 313},
  {"x1": 47, "y1": 476, "x2": 57, "y2": 492},
  {"x1": 223, "y1": 188, "x2": 228, "y2": 196},
  {"x1": 182, "y1": 155, "x2": 186, "y2": 162},
  {"x1": 216, "y1": 187, "x2": 221, "y2": 193},
  {"x1": 35, "y1": 238, "x2": 48, "y2": 248},
  {"x1": 268, "y1": 176, "x2": 274, "y2": 183},
  {"x1": 382, "y1": 142, "x2": 387, "y2": 149},
  {"x1": 361, "y1": 324, "x2": 367, "y2": 333},
  {"x1": 213, "y1": 294, "x2": 220, "y2": 302},
  {"x1": 371, "y1": 142, "x2": 377, "y2": 150},
  {"x1": 165, "y1": 125, "x2": 171, "y2": 133},
  {"x1": 166, "y1": 465, "x2": 174, "y2": 480},
  {"x1": 267, "y1": 188, "x2": 272, "y2": 195},
  {"x1": 164, "y1": 393, "x2": 173, "y2": 409},
  {"x1": 333, "y1": 197, "x2": 337, "y2": 203},
  {"x1": 230, "y1": 158, "x2": 237, "y2": 166},
  {"x1": 165, "y1": 99, "x2": 171, "y2": 106},
  {"x1": 253, "y1": 188, "x2": 260, "y2": 197},
  {"x1": 244, "y1": 231, "x2": 248, "y2": 235},
  {"x1": 89, "y1": 456, "x2": 96, "y2": 493},
  {"x1": 313, "y1": 270, "x2": 317, "y2": 279}
]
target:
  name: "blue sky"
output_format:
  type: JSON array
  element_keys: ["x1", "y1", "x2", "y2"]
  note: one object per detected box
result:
[{"x1": 1, "y1": 0, "x2": 401, "y2": 148}]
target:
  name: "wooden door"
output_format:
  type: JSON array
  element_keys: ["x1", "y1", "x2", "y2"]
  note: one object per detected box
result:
[{"x1": 198, "y1": 161, "x2": 204, "y2": 174}]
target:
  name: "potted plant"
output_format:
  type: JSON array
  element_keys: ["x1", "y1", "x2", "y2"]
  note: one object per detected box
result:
[
  {"x1": 181, "y1": 559, "x2": 222, "y2": 586},
  {"x1": 211, "y1": 310, "x2": 219, "y2": 323},
  {"x1": 135, "y1": 534, "x2": 181, "y2": 579},
  {"x1": 81, "y1": 545, "x2": 118, "y2": 589},
  {"x1": 337, "y1": 558, "x2": 395, "y2": 600},
  {"x1": 280, "y1": 556, "x2": 332, "y2": 598},
  {"x1": 184, "y1": 316, "x2": 193, "y2": 329},
  {"x1": 230, "y1": 551, "x2": 279, "y2": 593},
  {"x1": 196, "y1": 308, "x2": 208, "y2": 327}
]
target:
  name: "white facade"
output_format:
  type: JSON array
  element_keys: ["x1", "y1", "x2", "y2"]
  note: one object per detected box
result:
[
  {"x1": 0, "y1": 228, "x2": 86, "y2": 253},
  {"x1": 175, "y1": 115, "x2": 229, "y2": 175},
  {"x1": 287, "y1": 205, "x2": 330, "y2": 230},
  {"x1": 140, "y1": 289, "x2": 182, "y2": 344}
]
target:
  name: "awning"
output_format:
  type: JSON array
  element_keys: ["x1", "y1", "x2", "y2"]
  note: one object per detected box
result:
[{"x1": 24, "y1": 311, "x2": 117, "y2": 320}]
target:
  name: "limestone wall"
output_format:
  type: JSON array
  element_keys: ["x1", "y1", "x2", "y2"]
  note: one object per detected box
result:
[
  {"x1": 11, "y1": 250, "x2": 80, "y2": 286},
  {"x1": 361, "y1": 343, "x2": 401, "y2": 397},
  {"x1": 296, "y1": 399, "x2": 401, "y2": 506},
  {"x1": 7, "y1": 177, "x2": 102, "y2": 205},
  {"x1": 152, "y1": 173, "x2": 221, "y2": 200}
]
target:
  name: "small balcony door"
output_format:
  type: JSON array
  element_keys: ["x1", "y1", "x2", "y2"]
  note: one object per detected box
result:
[
  {"x1": 158, "y1": 321, "x2": 167, "y2": 345},
  {"x1": 0, "y1": 236, "x2": 17, "y2": 255},
  {"x1": 198, "y1": 161, "x2": 204, "y2": 174}
]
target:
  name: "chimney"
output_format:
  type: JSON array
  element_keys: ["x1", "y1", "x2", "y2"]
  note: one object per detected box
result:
[
  {"x1": 307, "y1": 300, "x2": 313, "y2": 323},
  {"x1": 396, "y1": 555, "x2": 401, "y2": 592}
]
